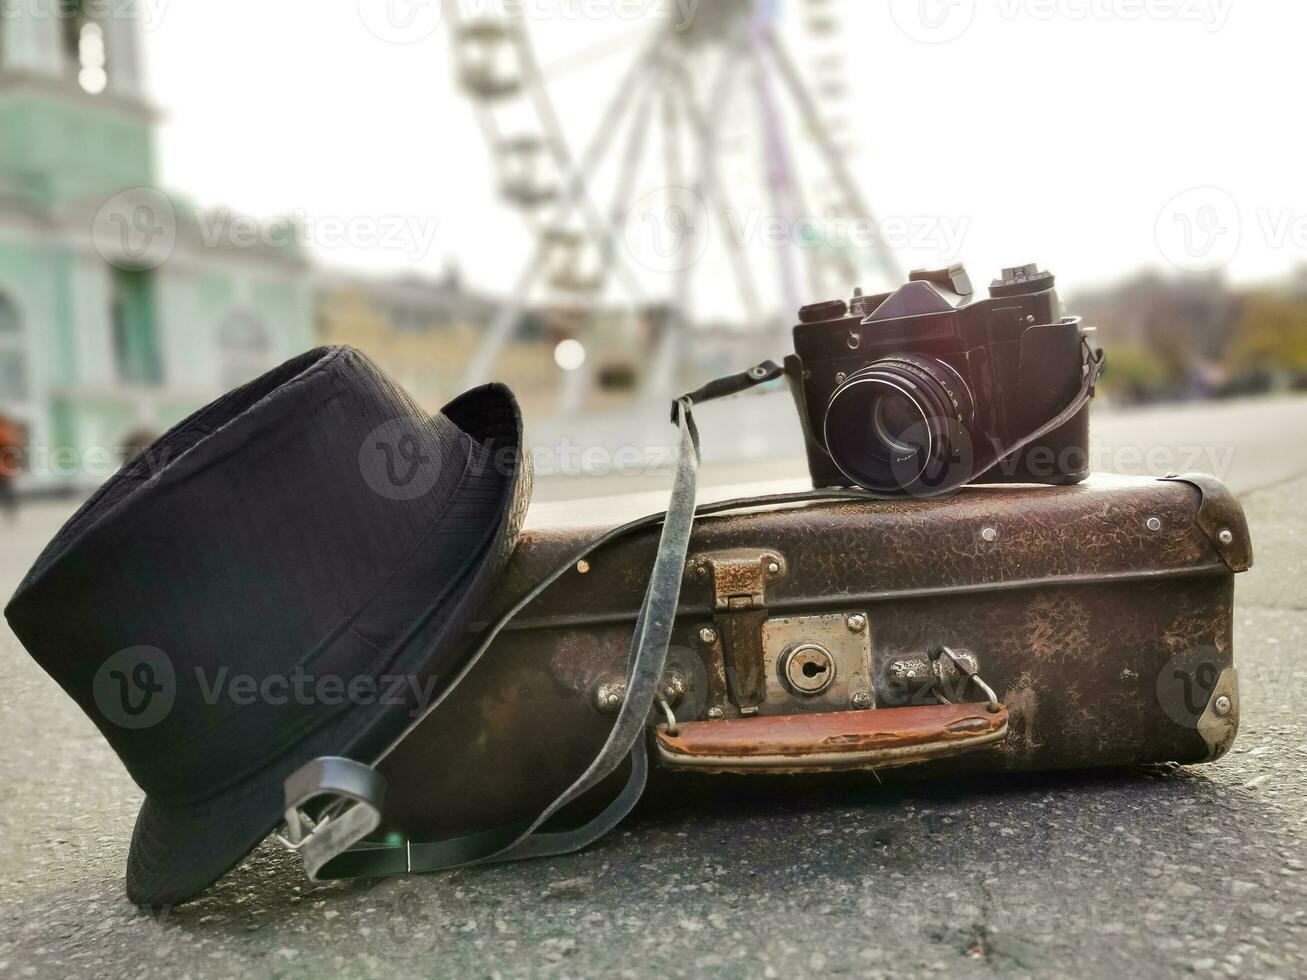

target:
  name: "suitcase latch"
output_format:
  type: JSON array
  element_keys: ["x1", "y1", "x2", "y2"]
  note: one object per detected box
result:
[{"x1": 692, "y1": 549, "x2": 787, "y2": 714}]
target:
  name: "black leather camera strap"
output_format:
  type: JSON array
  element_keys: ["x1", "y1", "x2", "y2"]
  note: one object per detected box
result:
[{"x1": 285, "y1": 344, "x2": 1103, "y2": 882}]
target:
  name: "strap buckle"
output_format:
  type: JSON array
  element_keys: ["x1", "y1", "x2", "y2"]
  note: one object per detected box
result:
[{"x1": 277, "y1": 757, "x2": 387, "y2": 880}]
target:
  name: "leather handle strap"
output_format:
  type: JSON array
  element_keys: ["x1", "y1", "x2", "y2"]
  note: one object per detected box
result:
[{"x1": 654, "y1": 702, "x2": 1009, "y2": 774}]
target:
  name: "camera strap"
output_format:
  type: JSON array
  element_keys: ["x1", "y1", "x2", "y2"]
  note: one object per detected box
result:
[
  {"x1": 281, "y1": 345, "x2": 1104, "y2": 881},
  {"x1": 282, "y1": 360, "x2": 821, "y2": 881}
]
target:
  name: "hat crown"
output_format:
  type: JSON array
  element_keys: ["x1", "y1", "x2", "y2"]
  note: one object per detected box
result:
[{"x1": 5, "y1": 347, "x2": 490, "y2": 805}]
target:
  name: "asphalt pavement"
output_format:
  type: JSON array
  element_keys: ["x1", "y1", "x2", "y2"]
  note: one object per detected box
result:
[{"x1": 1, "y1": 396, "x2": 1305, "y2": 979}]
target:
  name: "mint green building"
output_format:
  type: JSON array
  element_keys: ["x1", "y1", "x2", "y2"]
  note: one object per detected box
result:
[{"x1": 0, "y1": 2, "x2": 313, "y2": 491}]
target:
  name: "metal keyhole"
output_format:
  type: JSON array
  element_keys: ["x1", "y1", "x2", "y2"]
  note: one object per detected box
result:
[{"x1": 781, "y1": 643, "x2": 837, "y2": 696}]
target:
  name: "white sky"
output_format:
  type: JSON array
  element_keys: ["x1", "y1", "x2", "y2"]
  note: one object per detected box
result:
[{"x1": 141, "y1": 1, "x2": 1304, "y2": 301}]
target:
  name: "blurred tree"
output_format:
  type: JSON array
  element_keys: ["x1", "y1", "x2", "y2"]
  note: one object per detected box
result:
[
  {"x1": 1226, "y1": 295, "x2": 1307, "y2": 379},
  {"x1": 1099, "y1": 346, "x2": 1171, "y2": 403}
]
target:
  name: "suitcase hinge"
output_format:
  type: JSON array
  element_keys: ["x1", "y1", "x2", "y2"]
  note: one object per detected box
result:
[{"x1": 691, "y1": 549, "x2": 787, "y2": 714}]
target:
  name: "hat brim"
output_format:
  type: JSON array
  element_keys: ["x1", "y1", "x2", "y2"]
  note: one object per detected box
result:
[{"x1": 125, "y1": 383, "x2": 532, "y2": 907}]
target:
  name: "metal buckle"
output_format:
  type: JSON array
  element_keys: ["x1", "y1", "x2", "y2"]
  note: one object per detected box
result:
[
  {"x1": 929, "y1": 645, "x2": 1001, "y2": 714},
  {"x1": 278, "y1": 757, "x2": 387, "y2": 880}
]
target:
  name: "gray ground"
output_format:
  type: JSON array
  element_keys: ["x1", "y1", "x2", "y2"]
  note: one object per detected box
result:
[{"x1": 2, "y1": 397, "x2": 1306, "y2": 979}]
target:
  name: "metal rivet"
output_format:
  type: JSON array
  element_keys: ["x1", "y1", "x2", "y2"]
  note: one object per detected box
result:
[
  {"x1": 847, "y1": 334, "x2": 861, "y2": 350},
  {"x1": 835, "y1": 372, "x2": 847, "y2": 384},
  {"x1": 1146, "y1": 517, "x2": 1162, "y2": 532},
  {"x1": 767, "y1": 561, "x2": 781, "y2": 576},
  {"x1": 698, "y1": 626, "x2": 718, "y2": 646},
  {"x1": 1218, "y1": 529, "x2": 1234, "y2": 546},
  {"x1": 846, "y1": 613, "x2": 867, "y2": 633},
  {"x1": 1213, "y1": 695, "x2": 1232, "y2": 717},
  {"x1": 851, "y1": 691, "x2": 872, "y2": 709},
  {"x1": 981, "y1": 527, "x2": 998, "y2": 543},
  {"x1": 576, "y1": 559, "x2": 591, "y2": 574},
  {"x1": 706, "y1": 706, "x2": 725, "y2": 720},
  {"x1": 594, "y1": 681, "x2": 625, "y2": 713}
]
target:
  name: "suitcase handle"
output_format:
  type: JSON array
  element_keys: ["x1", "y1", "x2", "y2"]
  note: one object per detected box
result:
[{"x1": 653, "y1": 701, "x2": 1009, "y2": 773}]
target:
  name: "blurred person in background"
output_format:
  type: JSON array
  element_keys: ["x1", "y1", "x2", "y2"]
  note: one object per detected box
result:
[{"x1": 0, "y1": 413, "x2": 24, "y2": 523}]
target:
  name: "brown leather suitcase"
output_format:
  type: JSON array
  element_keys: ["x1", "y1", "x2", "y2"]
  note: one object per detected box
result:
[{"x1": 329, "y1": 471, "x2": 1250, "y2": 867}]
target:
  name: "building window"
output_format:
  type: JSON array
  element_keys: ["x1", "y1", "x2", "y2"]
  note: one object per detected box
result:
[
  {"x1": 219, "y1": 312, "x2": 271, "y2": 390},
  {"x1": 60, "y1": 1, "x2": 108, "y2": 94},
  {"x1": 0, "y1": 293, "x2": 26, "y2": 400},
  {"x1": 111, "y1": 268, "x2": 162, "y2": 385}
]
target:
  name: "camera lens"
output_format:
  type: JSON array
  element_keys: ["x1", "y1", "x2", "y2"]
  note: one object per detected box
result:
[
  {"x1": 823, "y1": 355, "x2": 974, "y2": 494},
  {"x1": 871, "y1": 390, "x2": 924, "y2": 455}
]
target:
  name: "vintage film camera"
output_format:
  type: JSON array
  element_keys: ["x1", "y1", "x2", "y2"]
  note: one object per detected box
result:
[{"x1": 785, "y1": 263, "x2": 1096, "y2": 495}]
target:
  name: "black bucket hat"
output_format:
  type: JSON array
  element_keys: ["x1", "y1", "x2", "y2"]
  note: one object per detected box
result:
[{"x1": 4, "y1": 346, "x2": 531, "y2": 907}]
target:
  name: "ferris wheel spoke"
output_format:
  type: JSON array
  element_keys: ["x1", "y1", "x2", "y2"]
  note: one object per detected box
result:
[
  {"x1": 539, "y1": 24, "x2": 651, "y2": 82},
  {"x1": 459, "y1": 32, "x2": 670, "y2": 389},
  {"x1": 671, "y1": 30, "x2": 763, "y2": 328},
  {"x1": 762, "y1": 29, "x2": 904, "y2": 286},
  {"x1": 746, "y1": 33, "x2": 803, "y2": 322},
  {"x1": 510, "y1": 19, "x2": 651, "y2": 306}
]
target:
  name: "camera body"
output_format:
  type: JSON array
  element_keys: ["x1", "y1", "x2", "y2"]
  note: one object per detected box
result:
[{"x1": 785, "y1": 263, "x2": 1092, "y2": 495}]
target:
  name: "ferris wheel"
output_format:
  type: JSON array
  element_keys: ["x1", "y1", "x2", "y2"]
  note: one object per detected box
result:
[{"x1": 445, "y1": 0, "x2": 903, "y2": 409}]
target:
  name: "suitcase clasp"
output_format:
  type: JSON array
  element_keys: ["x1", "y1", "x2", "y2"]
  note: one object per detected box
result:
[{"x1": 691, "y1": 549, "x2": 787, "y2": 714}]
